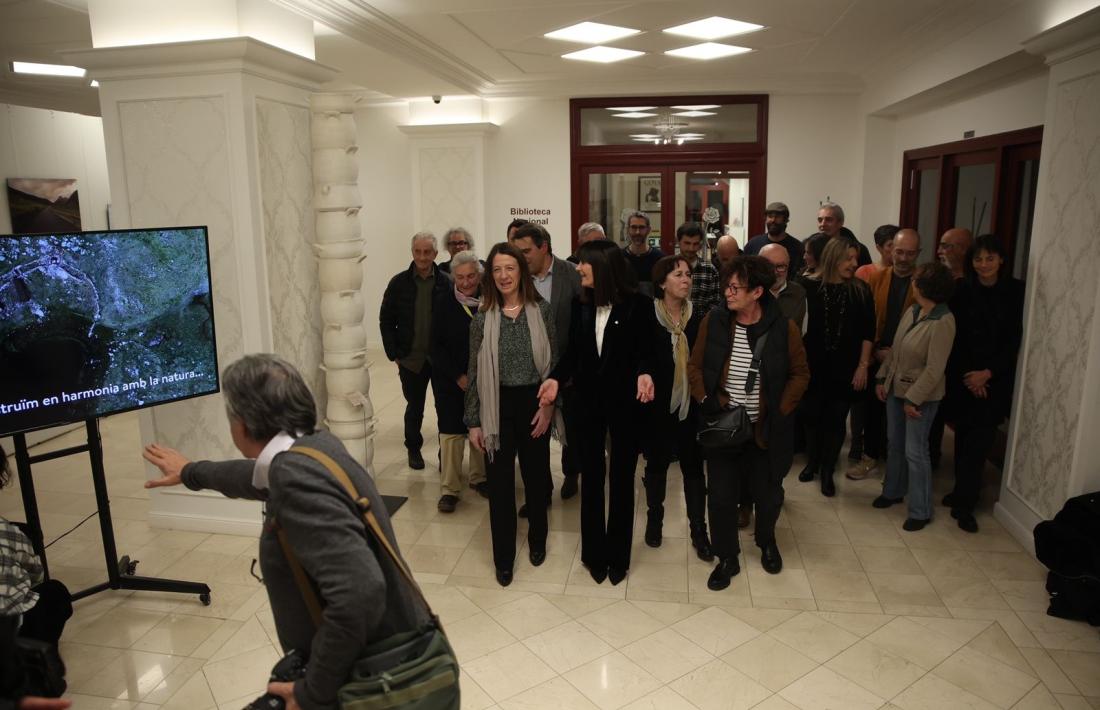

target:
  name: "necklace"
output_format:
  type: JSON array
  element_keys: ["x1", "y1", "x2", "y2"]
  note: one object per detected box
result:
[{"x1": 503, "y1": 304, "x2": 522, "y2": 312}]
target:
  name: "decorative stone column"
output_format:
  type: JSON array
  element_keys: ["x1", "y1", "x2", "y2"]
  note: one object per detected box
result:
[{"x1": 312, "y1": 93, "x2": 375, "y2": 467}]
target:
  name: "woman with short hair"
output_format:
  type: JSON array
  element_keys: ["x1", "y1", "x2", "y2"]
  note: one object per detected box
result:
[
  {"x1": 465, "y1": 242, "x2": 558, "y2": 587},
  {"x1": 431, "y1": 250, "x2": 488, "y2": 513},
  {"x1": 688, "y1": 256, "x2": 810, "y2": 590},
  {"x1": 641, "y1": 255, "x2": 712, "y2": 560},
  {"x1": 943, "y1": 235, "x2": 1024, "y2": 532},
  {"x1": 143, "y1": 354, "x2": 428, "y2": 710},
  {"x1": 875, "y1": 261, "x2": 957, "y2": 531}
]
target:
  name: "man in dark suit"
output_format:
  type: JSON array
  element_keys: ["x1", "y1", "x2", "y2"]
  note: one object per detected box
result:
[{"x1": 512, "y1": 223, "x2": 583, "y2": 505}]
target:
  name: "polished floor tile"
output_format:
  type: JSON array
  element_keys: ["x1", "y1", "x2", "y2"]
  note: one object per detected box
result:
[{"x1": 5, "y1": 361, "x2": 1094, "y2": 710}]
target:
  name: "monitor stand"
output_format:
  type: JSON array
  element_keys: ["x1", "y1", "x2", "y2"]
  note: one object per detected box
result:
[{"x1": 13, "y1": 418, "x2": 211, "y2": 605}]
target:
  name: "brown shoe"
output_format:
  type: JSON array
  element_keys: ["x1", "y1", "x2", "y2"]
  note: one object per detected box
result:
[
  {"x1": 437, "y1": 494, "x2": 458, "y2": 513},
  {"x1": 737, "y1": 506, "x2": 752, "y2": 529},
  {"x1": 845, "y1": 456, "x2": 877, "y2": 481}
]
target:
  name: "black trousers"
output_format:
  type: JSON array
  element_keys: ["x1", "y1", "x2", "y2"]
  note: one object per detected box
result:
[
  {"x1": 560, "y1": 386, "x2": 582, "y2": 480},
  {"x1": 848, "y1": 396, "x2": 866, "y2": 460},
  {"x1": 951, "y1": 421, "x2": 997, "y2": 514},
  {"x1": 864, "y1": 387, "x2": 888, "y2": 460},
  {"x1": 398, "y1": 363, "x2": 433, "y2": 453},
  {"x1": 929, "y1": 404, "x2": 946, "y2": 467},
  {"x1": 579, "y1": 396, "x2": 641, "y2": 572},
  {"x1": 643, "y1": 408, "x2": 706, "y2": 529},
  {"x1": 801, "y1": 388, "x2": 852, "y2": 475},
  {"x1": 706, "y1": 442, "x2": 778, "y2": 560},
  {"x1": 18, "y1": 580, "x2": 72, "y2": 646},
  {"x1": 487, "y1": 385, "x2": 550, "y2": 571}
]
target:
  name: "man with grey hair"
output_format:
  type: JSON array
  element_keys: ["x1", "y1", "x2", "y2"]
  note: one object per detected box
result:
[
  {"x1": 380, "y1": 232, "x2": 452, "y2": 469},
  {"x1": 815, "y1": 201, "x2": 871, "y2": 266},
  {"x1": 623, "y1": 211, "x2": 665, "y2": 296},
  {"x1": 142, "y1": 354, "x2": 428, "y2": 710},
  {"x1": 761, "y1": 242, "x2": 807, "y2": 329},
  {"x1": 568, "y1": 222, "x2": 606, "y2": 264},
  {"x1": 439, "y1": 227, "x2": 475, "y2": 275}
]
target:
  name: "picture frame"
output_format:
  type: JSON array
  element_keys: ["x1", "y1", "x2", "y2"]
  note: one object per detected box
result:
[
  {"x1": 638, "y1": 175, "x2": 661, "y2": 211},
  {"x1": 645, "y1": 212, "x2": 661, "y2": 239}
]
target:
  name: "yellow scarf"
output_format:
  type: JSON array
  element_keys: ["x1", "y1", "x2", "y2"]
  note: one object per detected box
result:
[{"x1": 654, "y1": 298, "x2": 693, "y2": 421}]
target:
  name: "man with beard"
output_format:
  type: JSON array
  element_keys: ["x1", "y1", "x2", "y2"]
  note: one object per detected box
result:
[{"x1": 745, "y1": 202, "x2": 803, "y2": 275}]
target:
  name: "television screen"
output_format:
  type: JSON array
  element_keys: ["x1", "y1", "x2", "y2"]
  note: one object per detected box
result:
[{"x1": 0, "y1": 226, "x2": 219, "y2": 436}]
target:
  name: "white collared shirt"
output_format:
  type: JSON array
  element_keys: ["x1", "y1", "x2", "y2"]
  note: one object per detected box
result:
[
  {"x1": 595, "y1": 305, "x2": 613, "y2": 356},
  {"x1": 252, "y1": 431, "x2": 299, "y2": 489}
]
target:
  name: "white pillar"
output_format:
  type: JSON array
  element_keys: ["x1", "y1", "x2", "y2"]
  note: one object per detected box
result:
[
  {"x1": 65, "y1": 37, "x2": 336, "y2": 534},
  {"x1": 997, "y1": 8, "x2": 1100, "y2": 549}
]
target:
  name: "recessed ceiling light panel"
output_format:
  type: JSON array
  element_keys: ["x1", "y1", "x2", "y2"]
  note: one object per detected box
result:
[
  {"x1": 672, "y1": 111, "x2": 716, "y2": 117},
  {"x1": 90, "y1": 80, "x2": 99, "y2": 88},
  {"x1": 665, "y1": 43, "x2": 751, "y2": 60},
  {"x1": 609, "y1": 111, "x2": 657, "y2": 118},
  {"x1": 606, "y1": 106, "x2": 657, "y2": 112},
  {"x1": 11, "y1": 61, "x2": 86, "y2": 77},
  {"x1": 663, "y1": 16, "x2": 763, "y2": 40},
  {"x1": 563, "y1": 47, "x2": 644, "y2": 63},
  {"x1": 671, "y1": 104, "x2": 720, "y2": 110},
  {"x1": 546, "y1": 21, "x2": 640, "y2": 44}
]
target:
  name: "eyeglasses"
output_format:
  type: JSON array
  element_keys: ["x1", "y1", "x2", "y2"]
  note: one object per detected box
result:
[
  {"x1": 726, "y1": 283, "x2": 749, "y2": 294},
  {"x1": 773, "y1": 264, "x2": 789, "y2": 272},
  {"x1": 450, "y1": 240, "x2": 469, "y2": 247}
]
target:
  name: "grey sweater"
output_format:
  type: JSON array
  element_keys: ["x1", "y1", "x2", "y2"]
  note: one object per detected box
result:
[{"x1": 181, "y1": 431, "x2": 429, "y2": 710}]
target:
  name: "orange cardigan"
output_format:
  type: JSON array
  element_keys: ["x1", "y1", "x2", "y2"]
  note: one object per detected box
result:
[{"x1": 867, "y1": 267, "x2": 917, "y2": 344}]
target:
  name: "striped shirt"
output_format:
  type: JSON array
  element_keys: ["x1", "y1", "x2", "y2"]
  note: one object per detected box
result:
[
  {"x1": 724, "y1": 324, "x2": 761, "y2": 422},
  {"x1": 1, "y1": 517, "x2": 42, "y2": 615}
]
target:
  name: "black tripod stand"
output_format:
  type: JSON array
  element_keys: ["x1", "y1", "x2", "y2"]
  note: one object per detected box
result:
[{"x1": 13, "y1": 418, "x2": 211, "y2": 604}]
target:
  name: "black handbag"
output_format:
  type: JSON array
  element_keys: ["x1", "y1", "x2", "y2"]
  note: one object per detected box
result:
[{"x1": 696, "y1": 331, "x2": 769, "y2": 451}]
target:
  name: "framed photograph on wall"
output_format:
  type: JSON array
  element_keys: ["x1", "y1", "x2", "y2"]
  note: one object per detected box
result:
[
  {"x1": 645, "y1": 211, "x2": 661, "y2": 239},
  {"x1": 638, "y1": 175, "x2": 661, "y2": 211}
]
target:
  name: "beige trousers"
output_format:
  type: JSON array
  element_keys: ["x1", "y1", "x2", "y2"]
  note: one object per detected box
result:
[{"x1": 439, "y1": 433, "x2": 487, "y2": 496}]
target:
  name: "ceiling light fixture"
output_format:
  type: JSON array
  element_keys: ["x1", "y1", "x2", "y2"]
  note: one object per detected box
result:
[
  {"x1": 607, "y1": 106, "x2": 656, "y2": 112},
  {"x1": 663, "y1": 16, "x2": 763, "y2": 40},
  {"x1": 665, "y1": 43, "x2": 751, "y2": 60},
  {"x1": 671, "y1": 104, "x2": 720, "y2": 110},
  {"x1": 563, "y1": 47, "x2": 644, "y2": 63},
  {"x1": 546, "y1": 21, "x2": 640, "y2": 44},
  {"x1": 610, "y1": 111, "x2": 657, "y2": 118},
  {"x1": 11, "y1": 61, "x2": 86, "y2": 78},
  {"x1": 90, "y1": 80, "x2": 99, "y2": 88},
  {"x1": 672, "y1": 110, "x2": 716, "y2": 117}
]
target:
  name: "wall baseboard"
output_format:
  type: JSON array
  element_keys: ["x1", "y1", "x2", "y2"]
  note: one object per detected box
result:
[
  {"x1": 994, "y1": 488, "x2": 1043, "y2": 557},
  {"x1": 148, "y1": 511, "x2": 262, "y2": 537}
]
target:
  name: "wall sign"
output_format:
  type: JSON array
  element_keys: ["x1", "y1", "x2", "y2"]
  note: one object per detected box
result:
[{"x1": 509, "y1": 207, "x2": 551, "y2": 226}]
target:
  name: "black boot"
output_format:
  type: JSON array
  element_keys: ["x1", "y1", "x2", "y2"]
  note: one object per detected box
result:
[
  {"x1": 645, "y1": 506, "x2": 663, "y2": 547},
  {"x1": 820, "y1": 469, "x2": 836, "y2": 497},
  {"x1": 690, "y1": 524, "x2": 715, "y2": 562}
]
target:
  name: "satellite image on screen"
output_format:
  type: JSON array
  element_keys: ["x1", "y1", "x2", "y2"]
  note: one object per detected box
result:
[{"x1": 0, "y1": 227, "x2": 219, "y2": 435}]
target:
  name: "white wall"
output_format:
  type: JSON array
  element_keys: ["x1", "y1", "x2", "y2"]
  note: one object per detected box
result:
[
  {"x1": 767, "y1": 94, "x2": 866, "y2": 241},
  {"x1": 0, "y1": 103, "x2": 111, "y2": 234}
]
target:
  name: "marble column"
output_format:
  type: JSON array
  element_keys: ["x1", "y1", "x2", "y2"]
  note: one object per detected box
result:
[
  {"x1": 998, "y1": 8, "x2": 1100, "y2": 548},
  {"x1": 66, "y1": 38, "x2": 335, "y2": 534}
]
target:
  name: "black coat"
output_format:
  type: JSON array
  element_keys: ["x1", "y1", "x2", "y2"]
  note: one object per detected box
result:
[
  {"x1": 650, "y1": 302, "x2": 703, "y2": 410},
  {"x1": 802, "y1": 278, "x2": 875, "y2": 397},
  {"x1": 430, "y1": 289, "x2": 477, "y2": 433},
  {"x1": 378, "y1": 263, "x2": 451, "y2": 362}
]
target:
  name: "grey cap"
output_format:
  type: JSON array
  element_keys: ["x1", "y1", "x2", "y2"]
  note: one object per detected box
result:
[{"x1": 765, "y1": 201, "x2": 789, "y2": 216}]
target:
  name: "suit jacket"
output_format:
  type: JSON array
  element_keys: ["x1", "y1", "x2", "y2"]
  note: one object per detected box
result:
[
  {"x1": 547, "y1": 256, "x2": 581, "y2": 358},
  {"x1": 552, "y1": 291, "x2": 656, "y2": 409}
]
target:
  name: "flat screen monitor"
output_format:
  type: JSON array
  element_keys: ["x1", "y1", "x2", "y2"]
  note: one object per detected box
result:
[{"x1": 0, "y1": 226, "x2": 219, "y2": 436}]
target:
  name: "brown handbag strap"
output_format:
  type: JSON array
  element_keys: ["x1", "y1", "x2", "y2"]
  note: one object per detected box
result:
[{"x1": 281, "y1": 445, "x2": 437, "y2": 624}]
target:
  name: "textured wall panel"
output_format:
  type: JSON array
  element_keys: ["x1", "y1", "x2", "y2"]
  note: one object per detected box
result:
[{"x1": 418, "y1": 146, "x2": 476, "y2": 239}]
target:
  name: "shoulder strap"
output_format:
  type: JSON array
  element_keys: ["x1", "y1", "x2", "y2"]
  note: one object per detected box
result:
[
  {"x1": 277, "y1": 445, "x2": 438, "y2": 628},
  {"x1": 744, "y1": 329, "x2": 769, "y2": 394}
]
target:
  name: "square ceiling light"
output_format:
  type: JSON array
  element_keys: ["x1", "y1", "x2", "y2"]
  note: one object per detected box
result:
[
  {"x1": 665, "y1": 43, "x2": 751, "y2": 60},
  {"x1": 545, "y1": 21, "x2": 640, "y2": 44},
  {"x1": 563, "y1": 47, "x2": 644, "y2": 63},
  {"x1": 663, "y1": 16, "x2": 763, "y2": 40},
  {"x1": 671, "y1": 104, "x2": 719, "y2": 110},
  {"x1": 606, "y1": 106, "x2": 656, "y2": 112},
  {"x1": 610, "y1": 111, "x2": 657, "y2": 118},
  {"x1": 672, "y1": 110, "x2": 716, "y2": 117},
  {"x1": 11, "y1": 61, "x2": 86, "y2": 77}
]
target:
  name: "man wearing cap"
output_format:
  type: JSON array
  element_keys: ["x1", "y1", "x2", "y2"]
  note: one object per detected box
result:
[{"x1": 744, "y1": 202, "x2": 804, "y2": 275}]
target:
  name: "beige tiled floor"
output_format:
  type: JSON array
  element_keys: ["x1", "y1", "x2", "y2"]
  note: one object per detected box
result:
[{"x1": 2, "y1": 354, "x2": 1098, "y2": 710}]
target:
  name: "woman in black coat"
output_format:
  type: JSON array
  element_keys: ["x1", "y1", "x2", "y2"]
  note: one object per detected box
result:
[
  {"x1": 944, "y1": 235, "x2": 1025, "y2": 533},
  {"x1": 642, "y1": 255, "x2": 712, "y2": 561},
  {"x1": 544, "y1": 240, "x2": 655, "y2": 585}
]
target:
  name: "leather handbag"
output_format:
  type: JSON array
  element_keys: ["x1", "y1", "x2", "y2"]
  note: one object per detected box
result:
[
  {"x1": 278, "y1": 446, "x2": 460, "y2": 710},
  {"x1": 696, "y1": 331, "x2": 769, "y2": 452}
]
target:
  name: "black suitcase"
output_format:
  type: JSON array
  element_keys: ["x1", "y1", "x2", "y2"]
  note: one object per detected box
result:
[{"x1": 1033, "y1": 491, "x2": 1100, "y2": 625}]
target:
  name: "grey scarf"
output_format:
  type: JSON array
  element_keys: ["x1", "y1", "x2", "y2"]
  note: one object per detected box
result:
[{"x1": 476, "y1": 302, "x2": 557, "y2": 459}]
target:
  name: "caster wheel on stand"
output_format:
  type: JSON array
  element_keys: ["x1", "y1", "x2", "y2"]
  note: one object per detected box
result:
[{"x1": 199, "y1": 592, "x2": 212, "y2": 606}]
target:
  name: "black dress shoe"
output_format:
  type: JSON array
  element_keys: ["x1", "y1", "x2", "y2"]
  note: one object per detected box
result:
[
  {"x1": 872, "y1": 495, "x2": 904, "y2": 509},
  {"x1": 707, "y1": 557, "x2": 740, "y2": 591},
  {"x1": 902, "y1": 517, "x2": 930, "y2": 532},
  {"x1": 942, "y1": 493, "x2": 956, "y2": 508},
  {"x1": 561, "y1": 475, "x2": 579, "y2": 500},
  {"x1": 820, "y1": 472, "x2": 836, "y2": 498},
  {"x1": 644, "y1": 510, "x2": 663, "y2": 548},
  {"x1": 690, "y1": 528, "x2": 715, "y2": 562},
  {"x1": 470, "y1": 481, "x2": 490, "y2": 498},
  {"x1": 607, "y1": 567, "x2": 627, "y2": 585},
  {"x1": 798, "y1": 466, "x2": 816, "y2": 482},
  {"x1": 954, "y1": 511, "x2": 979, "y2": 533},
  {"x1": 760, "y1": 542, "x2": 783, "y2": 574},
  {"x1": 584, "y1": 563, "x2": 607, "y2": 584},
  {"x1": 529, "y1": 547, "x2": 546, "y2": 566},
  {"x1": 495, "y1": 568, "x2": 513, "y2": 587},
  {"x1": 408, "y1": 449, "x2": 425, "y2": 470}
]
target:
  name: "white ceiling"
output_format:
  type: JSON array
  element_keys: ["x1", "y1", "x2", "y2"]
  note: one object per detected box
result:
[{"x1": 0, "y1": 0, "x2": 1035, "y2": 115}]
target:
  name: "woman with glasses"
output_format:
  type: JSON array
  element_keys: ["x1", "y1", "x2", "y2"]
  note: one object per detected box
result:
[
  {"x1": 542, "y1": 240, "x2": 655, "y2": 585},
  {"x1": 688, "y1": 256, "x2": 810, "y2": 590},
  {"x1": 798, "y1": 237, "x2": 876, "y2": 497},
  {"x1": 942, "y1": 235, "x2": 1024, "y2": 532}
]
